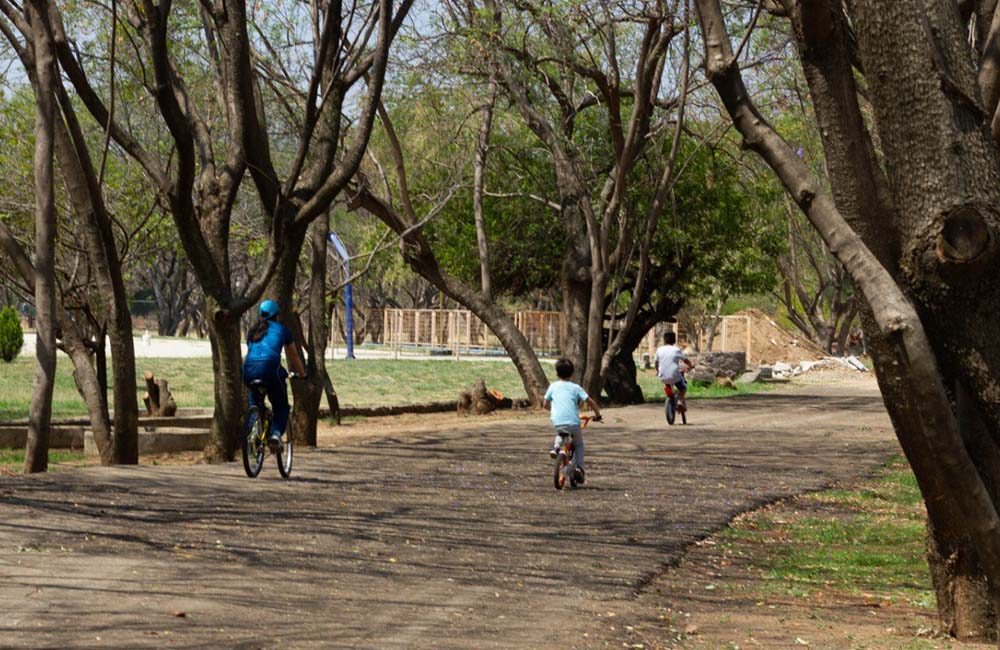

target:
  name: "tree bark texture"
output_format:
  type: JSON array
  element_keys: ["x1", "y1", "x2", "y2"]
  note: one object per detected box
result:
[
  {"x1": 789, "y1": 0, "x2": 1000, "y2": 635},
  {"x1": 50, "y1": 58, "x2": 139, "y2": 465},
  {"x1": 23, "y1": 0, "x2": 57, "y2": 474},
  {"x1": 695, "y1": 0, "x2": 1000, "y2": 622},
  {"x1": 205, "y1": 304, "x2": 245, "y2": 462},
  {"x1": 143, "y1": 372, "x2": 178, "y2": 417},
  {"x1": 278, "y1": 222, "x2": 321, "y2": 448}
]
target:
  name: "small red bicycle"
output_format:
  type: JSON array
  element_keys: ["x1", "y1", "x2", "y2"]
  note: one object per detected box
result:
[
  {"x1": 553, "y1": 414, "x2": 600, "y2": 490},
  {"x1": 664, "y1": 369, "x2": 689, "y2": 426},
  {"x1": 664, "y1": 384, "x2": 686, "y2": 425}
]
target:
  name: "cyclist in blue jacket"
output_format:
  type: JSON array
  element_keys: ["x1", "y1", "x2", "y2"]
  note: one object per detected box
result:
[{"x1": 243, "y1": 300, "x2": 306, "y2": 451}]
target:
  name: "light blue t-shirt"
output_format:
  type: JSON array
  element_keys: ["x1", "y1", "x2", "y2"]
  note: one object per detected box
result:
[{"x1": 544, "y1": 380, "x2": 589, "y2": 427}]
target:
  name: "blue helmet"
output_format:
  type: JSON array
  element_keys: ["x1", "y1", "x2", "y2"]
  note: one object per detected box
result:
[{"x1": 259, "y1": 299, "x2": 280, "y2": 320}]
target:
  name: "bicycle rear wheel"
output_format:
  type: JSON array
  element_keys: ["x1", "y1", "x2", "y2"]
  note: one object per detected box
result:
[
  {"x1": 553, "y1": 452, "x2": 568, "y2": 490},
  {"x1": 680, "y1": 403, "x2": 687, "y2": 425},
  {"x1": 243, "y1": 408, "x2": 266, "y2": 478},
  {"x1": 276, "y1": 432, "x2": 294, "y2": 479},
  {"x1": 665, "y1": 395, "x2": 676, "y2": 425}
]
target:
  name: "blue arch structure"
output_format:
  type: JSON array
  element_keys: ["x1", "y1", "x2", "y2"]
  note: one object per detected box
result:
[{"x1": 328, "y1": 232, "x2": 355, "y2": 360}]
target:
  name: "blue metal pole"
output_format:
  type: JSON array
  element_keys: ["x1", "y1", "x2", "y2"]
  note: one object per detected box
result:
[
  {"x1": 328, "y1": 233, "x2": 355, "y2": 360},
  {"x1": 344, "y1": 283, "x2": 355, "y2": 359}
]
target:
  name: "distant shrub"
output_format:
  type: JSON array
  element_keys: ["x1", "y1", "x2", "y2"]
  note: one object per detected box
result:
[{"x1": 0, "y1": 306, "x2": 23, "y2": 362}]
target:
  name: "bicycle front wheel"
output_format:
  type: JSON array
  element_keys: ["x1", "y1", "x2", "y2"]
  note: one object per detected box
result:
[
  {"x1": 243, "y1": 408, "x2": 266, "y2": 478},
  {"x1": 665, "y1": 396, "x2": 676, "y2": 425}
]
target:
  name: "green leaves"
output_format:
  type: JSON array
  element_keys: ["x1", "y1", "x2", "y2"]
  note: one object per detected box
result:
[{"x1": 0, "y1": 304, "x2": 24, "y2": 363}]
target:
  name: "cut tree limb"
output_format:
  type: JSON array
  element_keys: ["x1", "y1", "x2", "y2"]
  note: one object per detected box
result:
[{"x1": 143, "y1": 371, "x2": 177, "y2": 417}]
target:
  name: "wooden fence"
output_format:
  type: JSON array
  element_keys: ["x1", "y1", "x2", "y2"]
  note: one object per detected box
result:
[
  {"x1": 639, "y1": 315, "x2": 753, "y2": 363},
  {"x1": 381, "y1": 308, "x2": 561, "y2": 356},
  {"x1": 366, "y1": 308, "x2": 753, "y2": 361}
]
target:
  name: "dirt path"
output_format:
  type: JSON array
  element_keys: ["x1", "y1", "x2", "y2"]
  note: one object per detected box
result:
[{"x1": 0, "y1": 380, "x2": 897, "y2": 649}]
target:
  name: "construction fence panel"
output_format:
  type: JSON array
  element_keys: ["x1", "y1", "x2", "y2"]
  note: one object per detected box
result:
[
  {"x1": 640, "y1": 316, "x2": 753, "y2": 363},
  {"x1": 381, "y1": 308, "x2": 563, "y2": 356}
]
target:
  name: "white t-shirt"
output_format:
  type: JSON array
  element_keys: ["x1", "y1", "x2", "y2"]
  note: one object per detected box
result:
[{"x1": 655, "y1": 344, "x2": 688, "y2": 384}]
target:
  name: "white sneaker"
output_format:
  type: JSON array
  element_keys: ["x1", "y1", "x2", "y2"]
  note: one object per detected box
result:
[{"x1": 549, "y1": 446, "x2": 560, "y2": 459}]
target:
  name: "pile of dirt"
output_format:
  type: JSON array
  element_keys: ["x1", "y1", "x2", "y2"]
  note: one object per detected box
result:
[{"x1": 736, "y1": 308, "x2": 827, "y2": 365}]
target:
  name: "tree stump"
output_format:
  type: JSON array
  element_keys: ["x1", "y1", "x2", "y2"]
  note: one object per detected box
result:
[
  {"x1": 457, "y1": 379, "x2": 512, "y2": 415},
  {"x1": 143, "y1": 371, "x2": 178, "y2": 416}
]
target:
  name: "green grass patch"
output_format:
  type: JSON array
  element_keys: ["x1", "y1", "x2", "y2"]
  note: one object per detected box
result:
[
  {"x1": 720, "y1": 456, "x2": 934, "y2": 608},
  {"x1": 0, "y1": 448, "x2": 85, "y2": 471},
  {"x1": 0, "y1": 355, "x2": 766, "y2": 421},
  {"x1": 636, "y1": 369, "x2": 775, "y2": 402}
]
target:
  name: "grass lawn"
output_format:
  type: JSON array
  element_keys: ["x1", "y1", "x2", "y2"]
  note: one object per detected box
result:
[
  {"x1": 0, "y1": 356, "x2": 772, "y2": 421},
  {"x1": 0, "y1": 449, "x2": 85, "y2": 472},
  {"x1": 635, "y1": 367, "x2": 774, "y2": 402},
  {"x1": 719, "y1": 455, "x2": 933, "y2": 608}
]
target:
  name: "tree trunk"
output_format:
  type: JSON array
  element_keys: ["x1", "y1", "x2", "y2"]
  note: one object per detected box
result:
[
  {"x1": 108, "y1": 312, "x2": 138, "y2": 463},
  {"x1": 264, "y1": 223, "x2": 317, "y2": 444},
  {"x1": 696, "y1": 0, "x2": 1000, "y2": 618},
  {"x1": 291, "y1": 216, "x2": 333, "y2": 447},
  {"x1": 561, "y1": 267, "x2": 590, "y2": 378},
  {"x1": 62, "y1": 319, "x2": 114, "y2": 465},
  {"x1": 603, "y1": 349, "x2": 645, "y2": 405},
  {"x1": 205, "y1": 304, "x2": 244, "y2": 462},
  {"x1": 24, "y1": 0, "x2": 57, "y2": 474},
  {"x1": 295, "y1": 215, "x2": 338, "y2": 447},
  {"x1": 787, "y1": 1, "x2": 1000, "y2": 635},
  {"x1": 49, "y1": 66, "x2": 139, "y2": 465}
]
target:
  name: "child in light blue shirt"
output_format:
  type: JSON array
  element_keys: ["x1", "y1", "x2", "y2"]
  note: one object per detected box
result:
[{"x1": 544, "y1": 358, "x2": 602, "y2": 483}]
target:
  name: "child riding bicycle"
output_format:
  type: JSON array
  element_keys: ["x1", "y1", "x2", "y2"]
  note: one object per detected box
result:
[
  {"x1": 545, "y1": 358, "x2": 602, "y2": 484},
  {"x1": 655, "y1": 331, "x2": 695, "y2": 410},
  {"x1": 243, "y1": 300, "x2": 307, "y2": 452}
]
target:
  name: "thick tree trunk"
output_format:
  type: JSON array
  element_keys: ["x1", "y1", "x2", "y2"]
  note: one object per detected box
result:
[
  {"x1": 853, "y1": 1, "x2": 1000, "y2": 636},
  {"x1": 108, "y1": 313, "x2": 138, "y2": 463},
  {"x1": 62, "y1": 321, "x2": 114, "y2": 464},
  {"x1": 24, "y1": 0, "x2": 57, "y2": 474},
  {"x1": 291, "y1": 217, "x2": 333, "y2": 447},
  {"x1": 561, "y1": 268, "x2": 590, "y2": 379},
  {"x1": 696, "y1": 0, "x2": 1000, "y2": 615},
  {"x1": 788, "y1": 1, "x2": 1000, "y2": 635},
  {"x1": 603, "y1": 349, "x2": 645, "y2": 405},
  {"x1": 205, "y1": 305, "x2": 244, "y2": 462},
  {"x1": 49, "y1": 71, "x2": 139, "y2": 465},
  {"x1": 265, "y1": 224, "x2": 318, "y2": 445}
]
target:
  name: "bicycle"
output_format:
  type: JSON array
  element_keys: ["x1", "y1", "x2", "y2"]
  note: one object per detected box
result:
[
  {"x1": 243, "y1": 379, "x2": 294, "y2": 479},
  {"x1": 664, "y1": 370, "x2": 689, "y2": 426},
  {"x1": 553, "y1": 414, "x2": 600, "y2": 490}
]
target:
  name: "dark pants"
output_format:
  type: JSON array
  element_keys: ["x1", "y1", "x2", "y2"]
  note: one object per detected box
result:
[{"x1": 243, "y1": 359, "x2": 289, "y2": 438}]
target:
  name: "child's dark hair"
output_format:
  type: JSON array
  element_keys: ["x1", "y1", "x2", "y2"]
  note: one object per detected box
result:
[
  {"x1": 555, "y1": 358, "x2": 574, "y2": 379},
  {"x1": 247, "y1": 318, "x2": 270, "y2": 344},
  {"x1": 663, "y1": 331, "x2": 677, "y2": 345}
]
